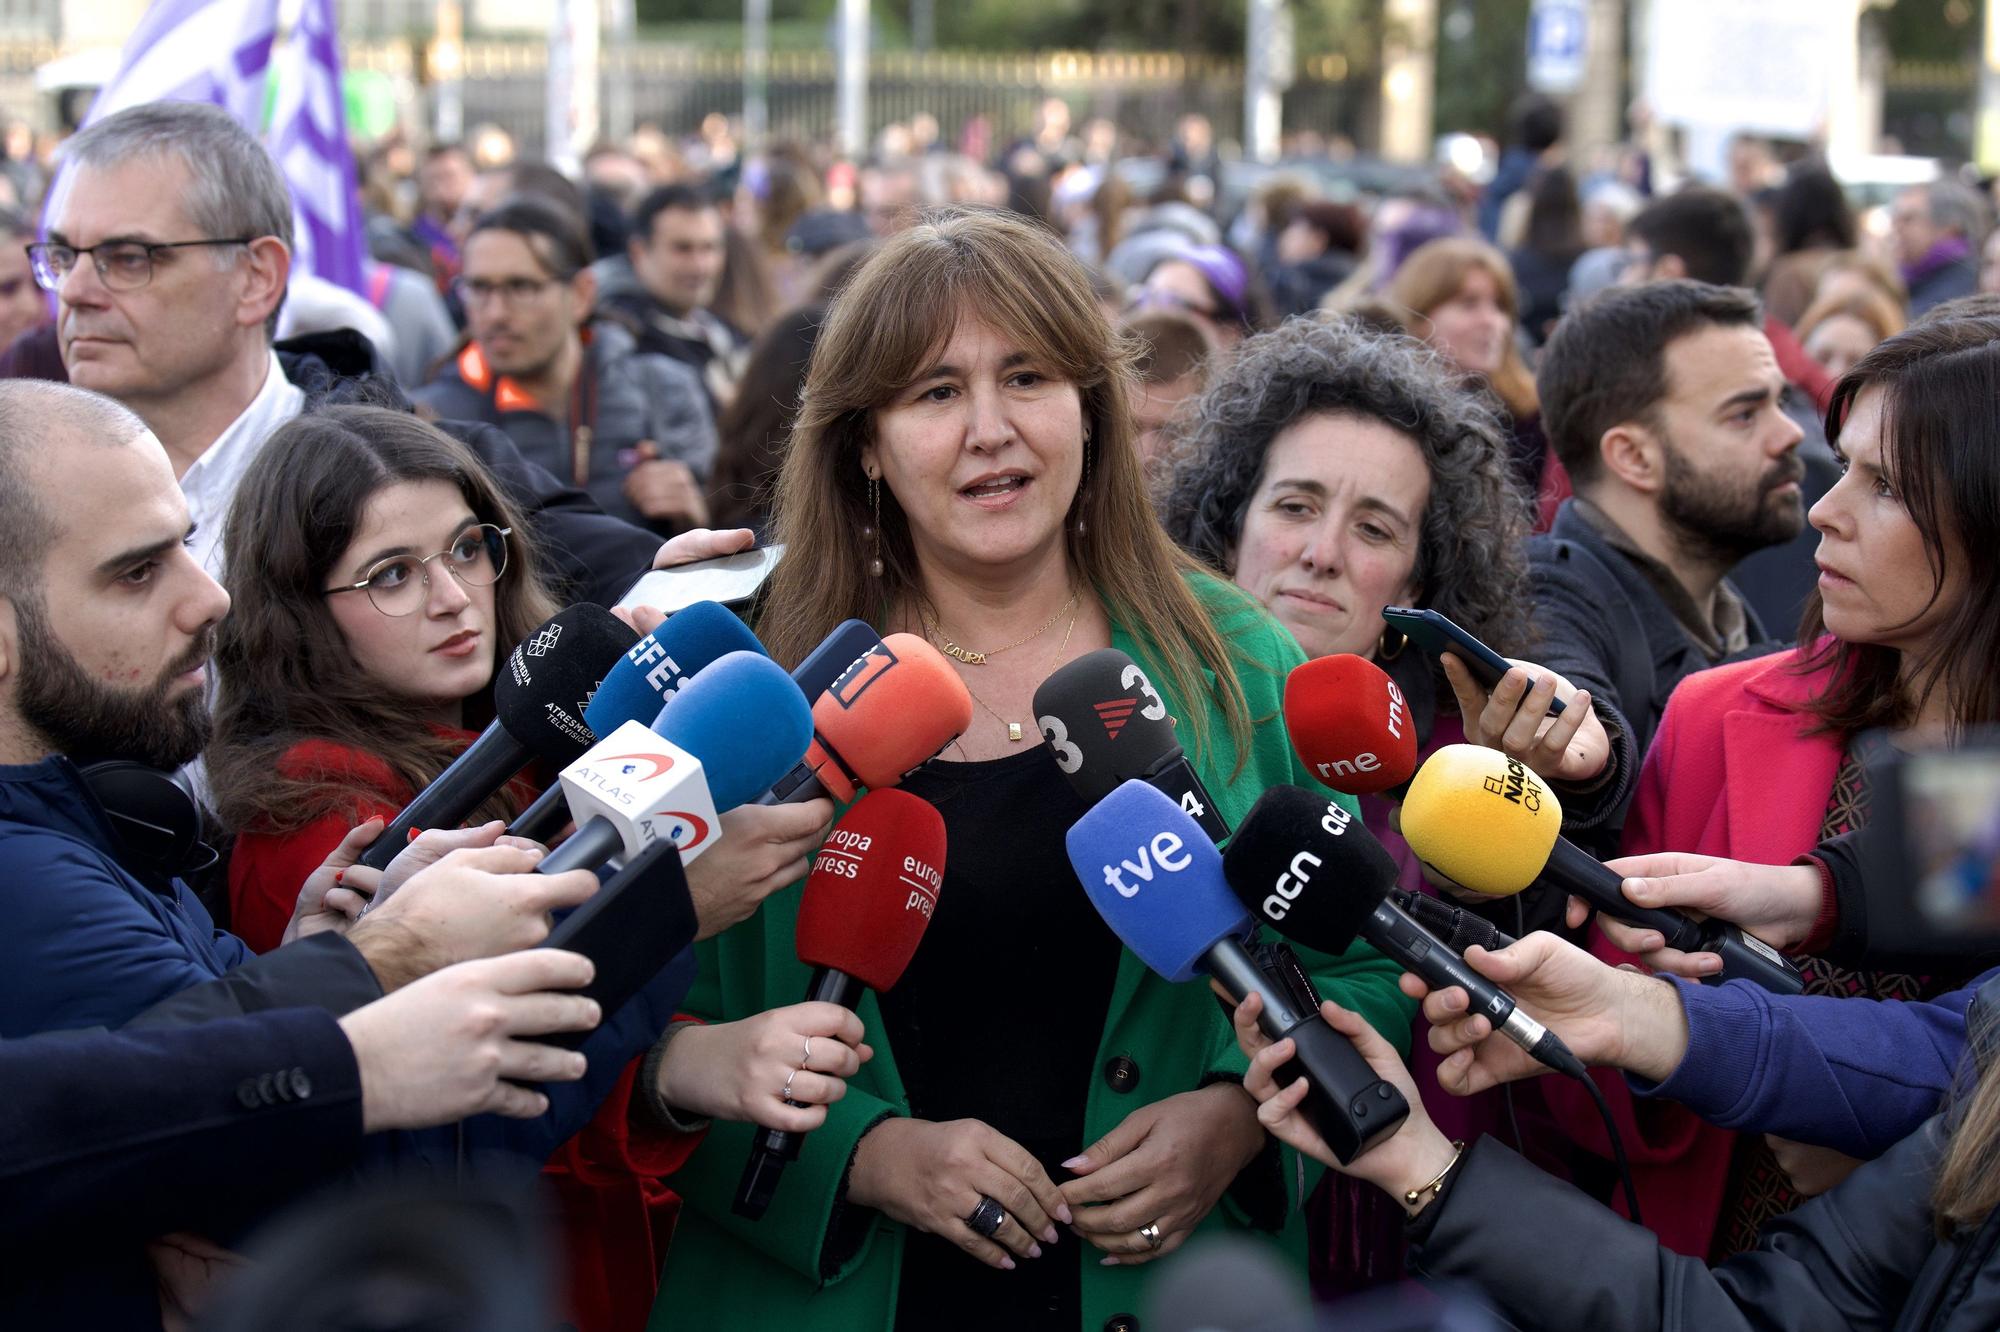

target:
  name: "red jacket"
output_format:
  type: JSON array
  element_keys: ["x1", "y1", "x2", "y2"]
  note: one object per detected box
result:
[
  {"x1": 227, "y1": 736, "x2": 698, "y2": 1332},
  {"x1": 1539, "y1": 646, "x2": 1843, "y2": 1258}
]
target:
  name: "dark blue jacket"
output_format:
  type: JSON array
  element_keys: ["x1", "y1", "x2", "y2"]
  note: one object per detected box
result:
[{"x1": 1631, "y1": 968, "x2": 1996, "y2": 1159}]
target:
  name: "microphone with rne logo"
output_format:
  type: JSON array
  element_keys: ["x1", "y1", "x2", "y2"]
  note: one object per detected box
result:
[
  {"x1": 760, "y1": 633, "x2": 972, "y2": 805},
  {"x1": 734, "y1": 788, "x2": 946, "y2": 1219},
  {"x1": 1035, "y1": 648, "x2": 1228, "y2": 842},
  {"x1": 359, "y1": 603, "x2": 639, "y2": 871},
  {"x1": 1282, "y1": 654, "x2": 1420, "y2": 797},
  {"x1": 540, "y1": 652, "x2": 813, "y2": 874},
  {"x1": 1065, "y1": 780, "x2": 1409, "y2": 1163},
  {"x1": 1401, "y1": 745, "x2": 1804, "y2": 994},
  {"x1": 509, "y1": 601, "x2": 769, "y2": 844},
  {"x1": 1224, "y1": 784, "x2": 1583, "y2": 1077}
]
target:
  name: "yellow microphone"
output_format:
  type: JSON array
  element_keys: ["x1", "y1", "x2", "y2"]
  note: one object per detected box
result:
[{"x1": 1400, "y1": 744, "x2": 1561, "y2": 896}]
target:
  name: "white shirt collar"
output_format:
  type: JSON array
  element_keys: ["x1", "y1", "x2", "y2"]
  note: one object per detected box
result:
[{"x1": 180, "y1": 352, "x2": 306, "y2": 579}]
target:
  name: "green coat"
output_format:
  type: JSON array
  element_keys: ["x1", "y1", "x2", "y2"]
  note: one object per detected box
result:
[{"x1": 650, "y1": 574, "x2": 1415, "y2": 1330}]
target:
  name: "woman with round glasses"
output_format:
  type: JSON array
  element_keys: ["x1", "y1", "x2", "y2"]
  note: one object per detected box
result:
[{"x1": 208, "y1": 404, "x2": 560, "y2": 951}]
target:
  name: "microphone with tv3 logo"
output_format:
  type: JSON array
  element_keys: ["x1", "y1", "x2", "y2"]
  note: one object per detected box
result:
[
  {"x1": 1223, "y1": 784, "x2": 1583, "y2": 1077},
  {"x1": 759, "y1": 633, "x2": 972, "y2": 805},
  {"x1": 540, "y1": 652, "x2": 813, "y2": 874},
  {"x1": 734, "y1": 789, "x2": 946, "y2": 1220},
  {"x1": 1064, "y1": 781, "x2": 1409, "y2": 1164},
  {"x1": 1282, "y1": 654, "x2": 1421, "y2": 798},
  {"x1": 1034, "y1": 648, "x2": 1229, "y2": 842},
  {"x1": 1400, "y1": 745, "x2": 1804, "y2": 995},
  {"x1": 359, "y1": 603, "x2": 639, "y2": 871},
  {"x1": 510, "y1": 601, "x2": 769, "y2": 844}
]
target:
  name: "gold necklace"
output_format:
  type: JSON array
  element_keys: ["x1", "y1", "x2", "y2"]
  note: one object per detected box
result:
[
  {"x1": 923, "y1": 591, "x2": 1078, "y2": 666},
  {"x1": 959, "y1": 603, "x2": 1081, "y2": 742}
]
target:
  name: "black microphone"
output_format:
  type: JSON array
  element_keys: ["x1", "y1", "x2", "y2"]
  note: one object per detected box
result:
[
  {"x1": 1034, "y1": 647, "x2": 1228, "y2": 842},
  {"x1": 358, "y1": 605, "x2": 639, "y2": 871},
  {"x1": 537, "y1": 837, "x2": 698, "y2": 1050},
  {"x1": 1395, "y1": 890, "x2": 1515, "y2": 955},
  {"x1": 1223, "y1": 785, "x2": 1584, "y2": 1078}
]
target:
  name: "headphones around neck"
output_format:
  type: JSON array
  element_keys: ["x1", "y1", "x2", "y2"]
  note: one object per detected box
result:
[{"x1": 79, "y1": 759, "x2": 220, "y2": 879}]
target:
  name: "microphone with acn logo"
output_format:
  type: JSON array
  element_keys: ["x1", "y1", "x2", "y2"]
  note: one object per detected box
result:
[
  {"x1": 1283, "y1": 654, "x2": 1421, "y2": 797},
  {"x1": 1035, "y1": 648, "x2": 1229, "y2": 842},
  {"x1": 734, "y1": 789, "x2": 947, "y2": 1219},
  {"x1": 509, "y1": 601, "x2": 769, "y2": 844},
  {"x1": 1223, "y1": 784, "x2": 1583, "y2": 1077},
  {"x1": 1400, "y1": 745, "x2": 1804, "y2": 994},
  {"x1": 540, "y1": 652, "x2": 813, "y2": 874},
  {"x1": 1065, "y1": 780, "x2": 1409, "y2": 1163},
  {"x1": 759, "y1": 633, "x2": 972, "y2": 805},
  {"x1": 358, "y1": 604, "x2": 639, "y2": 871}
]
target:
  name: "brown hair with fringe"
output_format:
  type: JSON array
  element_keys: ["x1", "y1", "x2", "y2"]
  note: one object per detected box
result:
[{"x1": 1387, "y1": 236, "x2": 1540, "y2": 422}]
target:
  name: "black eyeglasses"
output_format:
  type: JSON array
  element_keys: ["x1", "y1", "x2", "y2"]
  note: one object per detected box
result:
[
  {"x1": 26, "y1": 237, "x2": 256, "y2": 292},
  {"x1": 323, "y1": 524, "x2": 512, "y2": 617}
]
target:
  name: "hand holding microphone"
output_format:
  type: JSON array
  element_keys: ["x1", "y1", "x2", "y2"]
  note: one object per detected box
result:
[
  {"x1": 653, "y1": 1001, "x2": 873, "y2": 1132},
  {"x1": 1585, "y1": 852, "x2": 1827, "y2": 979}
]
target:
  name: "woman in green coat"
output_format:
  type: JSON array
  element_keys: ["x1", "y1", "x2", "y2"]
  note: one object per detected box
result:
[{"x1": 647, "y1": 208, "x2": 1415, "y2": 1331}]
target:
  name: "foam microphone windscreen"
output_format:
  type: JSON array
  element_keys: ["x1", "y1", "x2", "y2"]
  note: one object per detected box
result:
[
  {"x1": 794, "y1": 789, "x2": 946, "y2": 992},
  {"x1": 1033, "y1": 648, "x2": 1181, "y2": 804},
  {"x1": 493, "y1": 604, "x2": 641, "y2": 763},
  {"x1": 650, "y1": 652, "x2": 813, "y2": 810},
  {"x1": 1065, "y1": 779, "x2": 1246, "y2": 983},
  {"x1": 791, "y1": 620, "x2": 886, "y2": 701},
  {"x1": 585, "y1": 600, "x2": 767, "y2": 738},
  {"x1": 1282, "y1": 654, "x2": 1420, "y2": 795},
  {"x1": 1399, "y1": 744, "x2": 1564, "y2": 896},
  {"x1": 1222, "y1": 784, "x2": 1401, "y2": 955},
  {"x1": 809, "y1": 633, "x2": 972, "y2": 798}
]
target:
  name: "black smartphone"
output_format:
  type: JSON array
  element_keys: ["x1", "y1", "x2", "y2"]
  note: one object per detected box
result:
[
  {"x1": 1380, "y1": 605, "x2": 1566, "y2": 716},
  {"x1": 539, "y1": 837, "x2": 699, "y2": 1050}
]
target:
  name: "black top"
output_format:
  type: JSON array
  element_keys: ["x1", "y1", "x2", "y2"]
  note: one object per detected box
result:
[{"x1": 879, "y1": 743, "x2": 1122, "y2": 1331}]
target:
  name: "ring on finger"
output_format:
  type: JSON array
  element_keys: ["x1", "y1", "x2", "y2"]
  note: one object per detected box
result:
[
  {"x1": 781, "y1": 1068, "x2": 799, "y2": 1101},
  {"x1": 965, "y1": 1195, "x2": 1007, "y2": 1239},
  {"x1": 801, "y1": 1035, "x2": 813, "y2": 1067},
  {"x1": 1138, "y1": 1221, "x2": 1164, "y2": 1250}
]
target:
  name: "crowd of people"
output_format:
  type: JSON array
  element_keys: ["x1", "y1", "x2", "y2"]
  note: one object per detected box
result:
[{"x1": 5, "y1": 81, "x2": 2000, "y2": 1332}]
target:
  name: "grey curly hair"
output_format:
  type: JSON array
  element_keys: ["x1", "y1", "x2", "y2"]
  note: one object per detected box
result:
[{"x1": 1157, "y1": 312, "x2": 1533, "y2": 661}]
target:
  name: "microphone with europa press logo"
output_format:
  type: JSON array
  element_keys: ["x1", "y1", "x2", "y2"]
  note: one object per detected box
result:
[
  {"x1": 509, "y1": 601, "x2": 769, "y2": 844},
  {"x1": 1064, "y1": 780, "x2": 1409, "y2": 1163},
  {"x1": 1400, "y1": 745, "x2": 1804, "y2": 994},
  {"x1": 359, "y1": 604, "x2": 638, "y2": 871},
  {"x1": 1034, "y1": 648, "x2": 1228, "y2": 842},
  {"x1": 735, "y1": 789, "x2": 947, "y2": 1219},
  {"x1": 759, "y1": 633, "x2": 972, "y2": 805},
  {"x1": 540, "y1": 652, "x2": 813, "y2": 874}
]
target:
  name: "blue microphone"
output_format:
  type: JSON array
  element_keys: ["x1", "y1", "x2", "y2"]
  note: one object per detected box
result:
[
  {"x1": 511, "y1": 602, "x2": 768, "y2": 842},
  {"x1": 1065, "y1": 781, "x2": 1409, "y2": 1163},
  {"x1": 541, "y1": 652, "x2": 813, "y2": 874}
]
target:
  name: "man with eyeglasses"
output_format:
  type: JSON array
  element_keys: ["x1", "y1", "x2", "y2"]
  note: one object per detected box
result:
[
  {"x1": 415, "y1": 193, "x2": 718, "y2": 535},
  {"x1": 32, "y1": 101, "x2": 666, "y2": 607}
]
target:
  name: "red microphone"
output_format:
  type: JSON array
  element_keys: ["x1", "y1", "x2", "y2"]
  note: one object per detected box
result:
[
  {"x1": 1283, "y1": 654, "x2": 1419, "y2": 796},
  {"x1": 734, "y1": 788, "x2": 947, "y2": 1219},
  {"x1": 763, "y1": 633, "x2": 974, "y2": 803}
]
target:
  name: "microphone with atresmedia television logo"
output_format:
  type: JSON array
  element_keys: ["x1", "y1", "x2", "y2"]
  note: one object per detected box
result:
[
  {"x1": 358, "y1": 603, "x2": 638, "y2": 870},
  {"x1": 1400, "y1": 745, "x2": 1804, "y2": 994},
  {"x1": 734, "y1": 789, "x2": 946, "y2": 1219},
  {"x1": 1224, "y1": 784, "x2": 1581, "y2": 1076},
  {"x1": 1065, "y1": 781, "x2": 1408, "y2": 1163},
  {"x1": 1035, "y1": 648, "x2": 1228, "y2": 842},
  {"x1": 540, "y1": 652, "x2": 813, "y2": 873},
  {"x1": 760, "y1": 633, "x2": 972, "y2": 804},
  {"x1": 1283, "y1": 654, "x2": 1420, "y2": 797},
  {"x1": 509, "y1": 601, "x2": 768, "y2": 843}
]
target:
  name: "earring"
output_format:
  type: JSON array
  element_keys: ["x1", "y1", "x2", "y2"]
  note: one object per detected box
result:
[
  {"x1": 1073, "y1": 433, "x2": 1093, "y2": 539},
  {"x1": 1377, "y1": 624, "x2": 1408, "y2": 661},
  {"x1": 864, "y1": 472, "x2": 884, "y2": 577}
]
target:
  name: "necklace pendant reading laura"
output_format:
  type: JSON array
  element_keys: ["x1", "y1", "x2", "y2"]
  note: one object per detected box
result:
[{"x1": 937, "y1": 640, "x2": 988, "y2": 666}]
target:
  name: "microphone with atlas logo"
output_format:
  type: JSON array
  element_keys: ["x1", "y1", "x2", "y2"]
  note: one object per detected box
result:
[{"x1": 1065, "y1": 781, "x2": 1408, "y2": 1163}]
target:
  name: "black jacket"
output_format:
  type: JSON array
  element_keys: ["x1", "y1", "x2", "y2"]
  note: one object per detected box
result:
[
  {"x1": 1410, "y1": 978, "x2": 2000, "y2": 1332},
  {"x1": 278, "y1": 330, "x2": 661, "y2": 608}
]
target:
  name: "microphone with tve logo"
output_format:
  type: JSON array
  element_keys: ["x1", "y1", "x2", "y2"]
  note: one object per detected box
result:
[
  {"x1": 735, "y1": 789, "x2": 947, "y2": 1219},
  {"x1": 1401, "y1": 745, "x2": 1804, "y2": 994},
  {"x1": 1065, "y1": 780, "x2": 1408, "y2": 1163},
  {"x1": 1282, "y1": 654, "x2": 1421, "y2": 797},
  {"x1": 510, "y1": 601, "x2": 769, "y2": 844},
  {"x1": 760, "y1": 633, "x2": 972, "y2": 805},
  {"x1": 1035, "y1": 648, "x2": 1228, "y2": 842},
  {"x1": 1224, "y1": 784, "x2": 1582, "y2": 1076},
  {"x1": 359, "y1": 603, "x2": 639, "y2": 870},
  {"x1": 541, "y1": 651, "x2": 813, "y2": 874}
]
